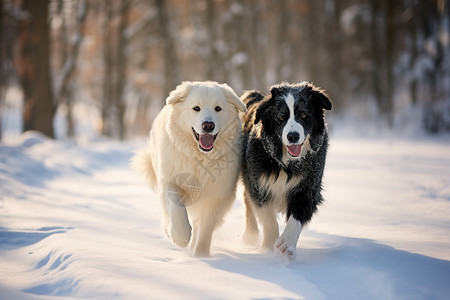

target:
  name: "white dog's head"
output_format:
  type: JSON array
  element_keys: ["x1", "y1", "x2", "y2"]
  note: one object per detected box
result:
[{"x1": 166, "y1": 81, "x2": 246, "y2": 153}]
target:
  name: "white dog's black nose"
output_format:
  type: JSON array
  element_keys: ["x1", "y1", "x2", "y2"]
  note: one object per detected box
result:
[
  {"x1": 202, "y1": 121, "x2": 215, "y2": 133},
  {"x1": 287, "y1": 131, "x2": 300, "y2": 143}
]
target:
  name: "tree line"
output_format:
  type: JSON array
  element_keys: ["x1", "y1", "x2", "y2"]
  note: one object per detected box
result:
[{"x1": 1, "y1": 0, "x2": 449, "y2": 140}]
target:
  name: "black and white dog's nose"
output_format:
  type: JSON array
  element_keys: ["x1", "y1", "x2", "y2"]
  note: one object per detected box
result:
[
  {"x1": 287, "y1": 131, "x2": 300, "y2": 143},
  {"x1": 202, "y1": 121, "x2": 215, "y2": 133}
]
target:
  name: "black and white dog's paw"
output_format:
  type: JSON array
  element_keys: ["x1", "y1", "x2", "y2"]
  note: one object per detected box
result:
[
  {"x1": 274, "y1": 236, "x2": 296, "y2": 261},
  {"x1": 274, "y1": 216, "x2": 302, "y2": 262}
]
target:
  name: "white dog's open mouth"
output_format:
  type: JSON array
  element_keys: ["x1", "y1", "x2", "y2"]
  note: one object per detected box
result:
[
  {"x1": 287, "y1": 144, "x2": 302, "y2": 157},
  {"x1": 192, "y1": 128, "x2": 218, "y2": 152}
]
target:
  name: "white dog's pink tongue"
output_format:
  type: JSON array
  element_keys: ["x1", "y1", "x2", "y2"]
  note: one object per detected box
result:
[
  {"x1": 287, "y1": 144, "x2": 302, "y2": 157},
  {"x1": 199, "y1": 134, "x2": 215, "y2": 150}
]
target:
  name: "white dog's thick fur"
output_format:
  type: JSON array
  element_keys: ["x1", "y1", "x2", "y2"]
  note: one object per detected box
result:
[{"x1": 132, "y1": 81, "x2": 246, "y2": 256}]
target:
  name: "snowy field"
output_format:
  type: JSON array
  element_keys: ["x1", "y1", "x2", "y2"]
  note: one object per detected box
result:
[{"x1": 1, "y1": 131, "x2": 450, "y2": 299}]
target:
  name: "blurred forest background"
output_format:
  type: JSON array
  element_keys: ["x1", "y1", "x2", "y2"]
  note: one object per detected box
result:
[{"x1": 0, "y1": 0, "x2": 449, "y2": 141}]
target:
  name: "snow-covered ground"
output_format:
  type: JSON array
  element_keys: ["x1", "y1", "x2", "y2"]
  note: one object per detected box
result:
[{"x1": 1, "y1": 131, "x2": 450, "y2": 299}]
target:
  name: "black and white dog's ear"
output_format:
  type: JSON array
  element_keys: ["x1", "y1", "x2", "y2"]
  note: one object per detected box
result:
[
  {"x1": 269, "y1": 86, "x2": 284, "y2": 98},
  {"x1": 254, "y1": 86, "x2": 283, "y2": 126},
  {"x1": 254, "y1": 99, "x2": 273, "y2": 125},
  {"x1": 313, "y1": 90, "x2": 332, "y2": 110},
  {"x1": 310, "y1": 85, "x2": 332, "y2": 111},
  {"x1": 166, "y1": 81, "x2": 192, "y2": 105}
]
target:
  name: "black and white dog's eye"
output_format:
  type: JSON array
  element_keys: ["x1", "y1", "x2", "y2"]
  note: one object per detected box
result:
[
  {"x1": 215, "y1": 106, "x2": 222, "y2": 112},
  {"x1": 193, "y1": 106, "x2": 201, "y2": 112},
  {"x1": 279, "y1": 114, "x2": 287, "y2": 122},
  {"x1": 300, "y1": 113, "x2": 307, "y2": 119}
]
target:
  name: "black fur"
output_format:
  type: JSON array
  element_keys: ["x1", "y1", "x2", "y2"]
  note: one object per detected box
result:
[{"x1": 241, "y1": 82, "x2": 332, "y2": 225}]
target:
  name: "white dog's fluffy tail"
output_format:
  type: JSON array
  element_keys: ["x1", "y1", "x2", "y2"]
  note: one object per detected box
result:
[{"x1": 130, "y1": 150, "x2": 157, "y2": 191}]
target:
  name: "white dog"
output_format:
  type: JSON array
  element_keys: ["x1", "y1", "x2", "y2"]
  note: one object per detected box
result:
[{"x1": 132, "y1": 81, "x2": 246, "y2": 256}]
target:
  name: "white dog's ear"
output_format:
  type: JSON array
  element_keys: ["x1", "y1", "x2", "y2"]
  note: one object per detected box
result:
[
  {"x1": 166, "y1": 81, "x2": 192, "y2": 105},
  {"x1": 221, "y1": 83, "x2": 247, "y2": 112}
]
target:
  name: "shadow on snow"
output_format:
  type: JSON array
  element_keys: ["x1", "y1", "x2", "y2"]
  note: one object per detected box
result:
[{"x1": 207, "y1": 232, "x2": 450, "y2": 300}]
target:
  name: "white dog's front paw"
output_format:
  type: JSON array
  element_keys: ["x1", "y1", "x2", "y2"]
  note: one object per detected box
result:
[
  {"x1": 166, "y1": 198, "x2": 192, "y2": 248},
  {"x1": 274, "y1": 237, "x2": 296, "y2": 261},
  {"x1": 169, "y1": 222, "x2": 191, "y2": 248}
]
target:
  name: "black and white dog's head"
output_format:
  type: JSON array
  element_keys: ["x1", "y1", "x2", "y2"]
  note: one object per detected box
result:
[{"x1": 253, "y1": 82, "x2": 332, "y2": 159}]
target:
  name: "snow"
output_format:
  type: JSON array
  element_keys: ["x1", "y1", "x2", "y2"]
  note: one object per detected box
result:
[{"x1": 1, "y1": 131, "x2": 450, "y2": 299}]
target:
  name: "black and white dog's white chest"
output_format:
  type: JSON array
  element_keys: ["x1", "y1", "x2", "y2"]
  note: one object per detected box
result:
[{"x1": 257, "y1": 171, "x2": 303, "y2": 212}]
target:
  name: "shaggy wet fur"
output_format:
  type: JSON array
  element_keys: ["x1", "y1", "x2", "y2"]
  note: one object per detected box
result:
[{"x1": 241, "y1": 82, "x2": 332, "y2": 260}]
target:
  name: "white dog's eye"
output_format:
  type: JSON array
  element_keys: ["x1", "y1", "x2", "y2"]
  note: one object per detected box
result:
[
  {"x1": 193, "y1": 106, "x2": 201, "y2": 112},
  {"x1": 215, "y1": 106, "x2": 222, "y2": 112}
]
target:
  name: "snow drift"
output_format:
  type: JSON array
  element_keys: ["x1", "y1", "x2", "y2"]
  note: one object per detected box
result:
[{"x1": 1, "y1": 131, "x2": 450, "y2": 299}]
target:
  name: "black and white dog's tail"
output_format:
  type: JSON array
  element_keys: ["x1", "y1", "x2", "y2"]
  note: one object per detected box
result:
[{"x1": 240, "y1": 90, "x2": 264, "y2": 109}]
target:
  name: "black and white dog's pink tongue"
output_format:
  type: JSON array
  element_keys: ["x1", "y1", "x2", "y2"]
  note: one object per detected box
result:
[
  {"x1": 199, "y1": 134, "x2": 215, "y2": 150},
  {"x1": 287, "y1": 144, "x2": 302, "y2": 157}
]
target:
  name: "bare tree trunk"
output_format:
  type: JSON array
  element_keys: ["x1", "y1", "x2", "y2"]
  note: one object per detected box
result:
[
  {"x1": 371, "y1": 0, "x2": 383, "y2": 111},
  {"x1": 54, "y1": 0, "x2": 88, "y2": 138},
  {"x1": 383, "y1": 0, "x2": 395, "y2": 126},
  {"x1": 154, "y1": 0, "x2": 179, "y2": 102},
  {"x1": 206, "y1": 0, "x2": 220, "y2": 81},
  {"x1": 16, "y1": 0, "x2": 54, "y2": 137},
  {"x1": 306, "y1": 0, "x2": 320, "y2": 84},
  {"x1": 276, "y1": 0, "x2": 291, "y2": 81},
  {"x1": 115, "y1": 0, "x2": 129, "y2": 140},
  {"x1": 327, "y1": 0, "x2": 342, "y2": 112},
  {"x1": 408, "y1": 4, "x2": 419, "y2": 106},
  {"x1": 100, "y1": 0, "x2": 129, "y2": 140},
  {"x1": 0, "y1": 0, "x2": 4, "y2": 141},
  {"x1": 249, "y1": 0, "x2": 266, "y2": 91},
  {"x1": 233, "y1": 0, "x2": 251, "y2": 92},
  {"x1": 102, "y1": 1, "x2": 113, "y2": 137}
]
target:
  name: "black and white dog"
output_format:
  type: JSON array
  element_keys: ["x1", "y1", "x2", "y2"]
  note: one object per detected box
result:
[{"x1": 241, "y1": 82, "x2": 332, "y2": 261}]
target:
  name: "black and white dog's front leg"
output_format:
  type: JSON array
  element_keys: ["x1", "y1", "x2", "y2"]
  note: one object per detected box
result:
[
  {"x1": 275, "y1": 187, "x2": 321, "y2": 261},
  {"x1": 274, "y1": 215, "x2": 302, "y2": 261}
]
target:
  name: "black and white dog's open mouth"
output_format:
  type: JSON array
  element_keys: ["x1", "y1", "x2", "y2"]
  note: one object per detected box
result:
[
  {"x1": 192, "y1": 128, "x2": 218, "y2": 152},
  {"x1": 286, "y1": 144, "x2": 302, "y2": 157}
]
